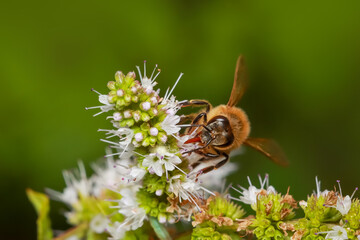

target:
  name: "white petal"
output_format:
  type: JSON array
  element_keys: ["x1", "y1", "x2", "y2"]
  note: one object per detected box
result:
[
  {"x1": 99, "y1": 95, "x2": 109, "y2": 104},
  {"x1": 164, "y1": 162, "x2": 175, "y2": 171},
  {"x1": 90, "y1": 214, "x2": 109, "y2": 233},
  {"x1": 152, "y1": 162, "x2": 164, "y2": 176},
  {"x1": 169, "y1": 155, "x2": 182, "y2": 165}
]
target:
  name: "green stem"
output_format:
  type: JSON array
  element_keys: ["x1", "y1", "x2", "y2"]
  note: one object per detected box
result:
[{"x1": 53, "y1": 223, "x2": 88, "y2": 240}]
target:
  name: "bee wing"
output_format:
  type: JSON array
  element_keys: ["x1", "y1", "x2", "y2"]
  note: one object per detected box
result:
[
  {"x1": 244, "y1": 137, "x2": 289, "y2": 167},
  {"x1": 227, "y1": 55, "x2": 249, "y2": 107}
]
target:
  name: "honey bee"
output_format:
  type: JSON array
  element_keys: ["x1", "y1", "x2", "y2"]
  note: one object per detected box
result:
[{"x1": 180, "y1": 56, "x2": 288, "y2": 174}]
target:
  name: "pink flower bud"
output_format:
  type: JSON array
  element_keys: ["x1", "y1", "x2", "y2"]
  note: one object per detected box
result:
[{"x1": 150, "y1": 127, "x2": 159, "y2": 136}]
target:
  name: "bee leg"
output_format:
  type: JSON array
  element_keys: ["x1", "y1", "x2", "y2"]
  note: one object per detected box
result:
[
  {"x1": 190, "y1": 151, "x2": 221, "y2": 169},
  {"x1": 178, "y1": 99, "x2": 212, "y2": 113},
  {"x1": 187, "y1": 112, "x2": 208, "y2": 133},
  {"x1": 179, "y1": 113, "x2": 198, "y2": 124},
  {"x1": 198, "y1": 152, "x2": 229, "y2": 174},
  {"x1": 192, "y1": 112, "x2": 208, "y2": 124}
]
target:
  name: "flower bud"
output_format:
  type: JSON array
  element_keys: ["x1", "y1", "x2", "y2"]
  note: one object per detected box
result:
[
  {"x1": 134, "y1": 132, "x2": 143, "y2": 142},
  {"x1": 150, "y1": 96, "x2": 158, "y2": 105},
  {"x1": 133, "y1": 111, "x2": 141, "y2": 122},
  {"x1": 158, "y1": 132, "x2": 167, "y2": 143},
  {"x1": 107, "y1": 81, "x2": 116, "y2": 90},
  {"x1": 140, "y1": 102, "x2": 151, "y2": 111},
  {"x1": 132, "y1": 96, "x2": 139, "y2": 103},
  {"x1": 149, "y1": 136, "x2": 157, "y2": 145},
  {"x1": 116, "y1": 89, "x2": 124, "y2": 97},
  {"x1": 131, "y1": 86, "x2": 137, "y2": 93},
  {"x1": 158, "y1": 213, "x2": 167, "y2": 223},
  {"x1": 140, "y1": 123, "x2": 150, "y2": 131},
  {"x1": 126, "y1": 71, "x2": 136, "y2": 79},
  {"x1": 125, "y1": 119, "x2": 134, "y2": 127},
  {"x1": 116, "y1": 99, "x2": 125, "y2": 108},
  {"x1": 113, "y1": 112, "x2": 122, "y2": 121},
  {"x1": 145, "y1": 86, "x2": 153, "y2": 95},
  {"x1": 141, "y1": 113, "x2": 150, "y2": 122},
  {"x1": 123, "y1": 110, "x2": 132, "y2": 119},
  {"x1": 155, "y1": 189, "x2": 163, "y2": 196},
  {"x1": 142, "y1": 138, "x2": 150, "y2": 147},
  {"x1": 149, "y1": 127, "x2": 159, "y2": 136},
  {"x1": 124, "y1": 94, "x2": 131, "y2": 103},
  {"x1": 115, "y1": 71, "x2": 125, "y2": 82}
]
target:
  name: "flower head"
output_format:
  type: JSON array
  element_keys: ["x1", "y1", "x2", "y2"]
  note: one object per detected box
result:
[
  {"x1": 46, "y1": 161, "x2": 94, "y2": 205},
  {"x1": 231, "y1": 174, "x2": 276, "y2": 208},
  {"x1": 142, "y1": 146, "x2": 183, "y2": 179}
]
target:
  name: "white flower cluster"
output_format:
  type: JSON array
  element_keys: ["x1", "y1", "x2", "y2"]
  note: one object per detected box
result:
[
  {"x1": 81, "y1": 62, "x2": 222, "y2": 239},
  {"x1": 231, "y1": 174, "x2": 276, "y2": 209}
]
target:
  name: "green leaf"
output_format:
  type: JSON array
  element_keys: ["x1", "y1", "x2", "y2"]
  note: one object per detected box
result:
[
  {"x1": 26, "y1": 188, "x2": 53, "y2": 240},
  {"x1": 149, "y1": 217, "x2": 172, "y2": 240}
]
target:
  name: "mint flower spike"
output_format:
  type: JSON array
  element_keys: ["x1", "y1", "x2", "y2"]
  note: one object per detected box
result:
[{"x1": 316, "y1": 225, "x2": 348, "y2": 240}]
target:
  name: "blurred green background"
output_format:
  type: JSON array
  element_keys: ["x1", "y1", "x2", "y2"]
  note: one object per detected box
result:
[{"x1": 1, "y1": 0, "x2": 360, "y2": 239}]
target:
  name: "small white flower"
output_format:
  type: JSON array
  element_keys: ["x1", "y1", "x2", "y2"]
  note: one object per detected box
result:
[
  {"x1": 107, "y1": 221, "x2": 126, "y2": 240},
  {"x1": 325, "y1": 180, "x2": 357, "y2": 216},
  {"x1": 46, "y1": 162, "x2": 93, "y2": 205},
  {"x1": 160, "y1": 114, "x2": 181, "y2": 135},
  {"x1": 90, "y1": 214, "x2": 110, "y2": 234},
  {"x1": 168, "y1": 175, "x2": 214, "y2": 212},
  {"x1": 111, "y1": 187, "x2": 147, "y2": 231},
  {"x1": 86, "y1": 89, "x2": 115, "y2": 117},
  {"x1": 314, "y1": 176, "x2": 330, "y2": 197},
  {"x1": 317, "y1": 226, "x2": 348, "y2": 240},
  {"x1": 136, "y1": 62, "x2": 160, "y2": 95},
  {"x1": 231, "y1": 174, "x2": 276, "y2": 209},
  {"x1": 99, "y1": 128, "x2": 134, "y2": 157},
  {"x1": 162, "y1": 95, "x2": 181, "y2": 116},
  {"x1": 299, "y1": 200, "x2": 308, "y2": 208},
  {"x1": 142, "y1": 147, "x2": 183, "y2": 179},
  {"x1": 92, "y1": 149, "x2": 145, "y2": 196},
  {"x1": 160, "y1": 73, "x2": 183, "y2": 115},
  {"x1": 142, "y1": 154, "x2": 163, "y2": 176},
  {"x1": 336, "y1": 195, "x2": 352, "y2": 215}
]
